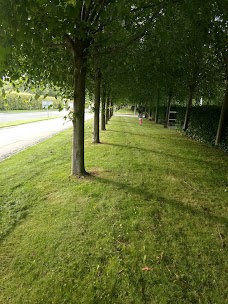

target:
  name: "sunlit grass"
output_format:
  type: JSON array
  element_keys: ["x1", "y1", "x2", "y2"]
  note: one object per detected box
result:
[{"x1": 0, "y1": 113, "x2": 227, "y2": 303}]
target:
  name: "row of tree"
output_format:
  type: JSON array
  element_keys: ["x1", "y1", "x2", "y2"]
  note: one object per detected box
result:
[{"x1": 0, "y1": 0, "x2": 227, "y2": 176}]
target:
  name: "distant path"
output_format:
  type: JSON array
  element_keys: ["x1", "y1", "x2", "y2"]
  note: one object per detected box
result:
[
  {"x1": 114, "y1": 113, "x2": 138, "y2": 117},
  {"x1": 0, "y1": 113, "x2": 93, "y2": 161}
]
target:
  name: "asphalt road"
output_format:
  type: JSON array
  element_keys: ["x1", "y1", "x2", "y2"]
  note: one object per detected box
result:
[
  {"x1": 0, "y1": 113, "x2": 93, "y2": 162},
  {"x1": 0, "y1": 110, "x2": 64, "y2": 123}
]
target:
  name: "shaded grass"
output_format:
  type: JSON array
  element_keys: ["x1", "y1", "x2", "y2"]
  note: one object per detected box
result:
[
  {"x1": 0, "y1": 115, "x2": 227, "y2": 303},
  {"x1": 115, "y1": 108, "x2": 136, "y2": 115}
]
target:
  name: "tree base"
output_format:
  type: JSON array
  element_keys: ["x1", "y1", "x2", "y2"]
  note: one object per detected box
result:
[{"x1": 70, "y1": 170, "x2": 90, "y2": 179}]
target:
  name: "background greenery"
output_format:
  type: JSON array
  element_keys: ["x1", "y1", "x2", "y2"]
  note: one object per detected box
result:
[
  {"x1": 150, "y1": 105, "x2": 228, "y2": 151},
  {"x1": 0, "y1": 92, "x2": 61, "y2": 110}
]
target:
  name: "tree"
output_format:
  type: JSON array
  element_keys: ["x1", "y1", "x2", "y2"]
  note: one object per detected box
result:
[
  {"x1": 212, "y1": 2, "x2": 228, "y2": 145},
  {"x1": 1, "y1": 0, "x2": 128, "y2": 176},
  {"x1": 93, "y1": 67, "x2": 101, "y2": 143}
]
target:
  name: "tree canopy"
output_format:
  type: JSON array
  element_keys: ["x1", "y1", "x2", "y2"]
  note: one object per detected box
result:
[{"x1": 0, "y1": 0, "x2": 227, "y2": 174}]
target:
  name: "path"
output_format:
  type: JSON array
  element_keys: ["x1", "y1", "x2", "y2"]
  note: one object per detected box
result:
[
  {"x1": 0, "y1": 113, "x2": 93, "y2": 161},
  {"x1": 0, "y1": 110, "x2": 64, "y2": 123}
]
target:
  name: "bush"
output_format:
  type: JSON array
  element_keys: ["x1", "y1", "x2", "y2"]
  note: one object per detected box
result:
[
  {"x1": 179, "y1": 105, "x2": 228, "y2": 152},
  {"x1": 175, "y1": 106, "x2": 186, "y2": 128},
  {"x1": 0, "y1": 92, "x2": 62, "y2": 110},
  {"x1": 151, "y1": 105, "x2": 184, "y2": 126},
  {"x1": 153, "y1": 104, "x2": 227, "y2": 152}
]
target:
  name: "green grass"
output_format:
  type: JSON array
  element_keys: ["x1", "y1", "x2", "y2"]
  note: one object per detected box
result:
[
  {"x1": 0, "y1": 116, "x2": 60, "y2": 128},
  {"x1": 0, "y1": 114, "x2": 227, "y2": 303},
  {"x1": 116, "y1": 107, "x2": 137, "y2": 115}
]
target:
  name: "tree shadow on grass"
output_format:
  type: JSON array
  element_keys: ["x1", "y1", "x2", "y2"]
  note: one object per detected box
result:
[
  {"x1": 92, "y1": 175, "x2": 228, "y2": 227},
  {"x1": 100, "y1": 142, "x2": 224, "y2": 169},
  {"x1": 103, "y1": 130, "x2": 152, "y2": 138},
  {"x1": 0, "y1": 201, "x2": 29, "y2": 242},
  {"x1": 107, "y1": 120, "x2": 137, "y2": 124}
]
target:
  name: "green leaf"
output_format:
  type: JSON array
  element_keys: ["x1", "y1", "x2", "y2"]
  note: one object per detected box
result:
[
  {"x1": 58, "y1": 103, "x2": 64, "y2": 112},
  {"x1": 2, "y1": 88, "x2": 6, "y2": 98},
  {"x1": 34, "y1": 93, "x2": 40, "y2": 100}
]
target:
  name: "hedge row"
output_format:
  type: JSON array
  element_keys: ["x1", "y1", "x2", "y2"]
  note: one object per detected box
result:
[
  {"x1": 0, "y1": 92, "x2": 61, "y2": 110},
  {"x1": 151, "y1": 105, "x2": 228, "y2": 152}
]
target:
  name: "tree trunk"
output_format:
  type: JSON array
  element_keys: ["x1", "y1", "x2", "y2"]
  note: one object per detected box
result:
[
  {"x1": 72, "y1": 50, "x2": 87, "y2": 176},
  {"x1": 93, "y1": 68, "x2": 101, "y2": 143},
  {"x1": 164, "y1": 90, "x2": 172, "y2": 128},
  {"x1": 215, "y1": 78, "x2": 228, "y2": 145},
  {"x1": 105, "y1": 95, "x2": 110, "y2": 124},
  {"x1": 155, "y1": 91, "x2": 160, "y2": 124},
  {"x1": 101, "y1": 86, "x2": 106, "y2": 131},
  {"x1": 110, "y1": 100, "x2": 113, "y2": 118},
  {"x1": 183, "y1": 84, "x2": 195, "y2": 131}
]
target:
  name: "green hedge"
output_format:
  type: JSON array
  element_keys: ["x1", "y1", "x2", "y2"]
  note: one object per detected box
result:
[
  {"x1": 150, "y1": 106, "x2": 166, "y2": 124},
  {"x1": 176, "y1": 105, "x2": 227, "y2": 152},
  {"x1": 151, "y1": 105, "x2": 183, "y2": 125},
  {"x1": 151, "y1": 105, "x2": 227, "y2": 151},
  {"x1": 0, "y1": 92, "x2": 62, "y2": 110},
  {"x1": 184, "y1": 106, "x2": 228, "y2": 151},
  {"x1": 174, "y1": 106, "x2": 186, "y2": 128}
]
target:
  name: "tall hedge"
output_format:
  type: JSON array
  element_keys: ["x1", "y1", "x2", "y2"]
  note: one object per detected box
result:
[
  {"x1": 186, "y1": 106, "x2": 227, "y2": 151},
  {"x1": 151, "y1": 105, "x2": 227, "y2": 151},
  {"x1": 177, "y1": 105, "x2": 228, "y2": 152},
  {"x1": 0, "y1": 93, "x2": 61, "y2": 110}
]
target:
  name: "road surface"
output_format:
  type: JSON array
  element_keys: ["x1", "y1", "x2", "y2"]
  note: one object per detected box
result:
[
  {"x1": 0, "y1": 113, "x2": 93, "y2": 162},
  {"x1": 0, "y1": 110, "x2": 64, "y2": 123}
]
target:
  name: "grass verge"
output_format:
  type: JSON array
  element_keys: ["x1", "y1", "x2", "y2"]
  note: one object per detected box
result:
[{"x1": 0, "y1": 114, "x2": 227, "y2": 303}]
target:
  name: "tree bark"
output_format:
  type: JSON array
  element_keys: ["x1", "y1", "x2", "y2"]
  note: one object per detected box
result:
[
  {"x1": 149, "y1": 104, "x2": 151, "y2": 118},
  {"x1": 215, "y1": 78, "x2": 228, "y2": 145},
  {"x1": 93, "y1": 68, "x2": 101, "y2": 143},
  {"x1": 105, "y1": 95, "x2": 110, "y2": 124},
  {"x1": 72, "y1": 46, "x2": 87, "y2": 176},
  {"x1": 110, "y1": 100, "x2": 113, "y2": 118},
  {"x1": 164, "y1": 90, "x2": 172, "y2": 128},
  {"x1": 155, "y1": 90, "x2": 160, "y2": 124},
  {"x1": 183, "y1": 84, "x2": 195, "y2": 131},
  {"x1": 101, "y1": 86, "x2": 106, "y2": 130}
]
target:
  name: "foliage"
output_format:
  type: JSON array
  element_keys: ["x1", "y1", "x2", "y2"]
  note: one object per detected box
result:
[
  {"x1": 184, "y1": 106, "x2": 228, "y2": 151},
  {"x1": 150, "y1": 104, "x2": 228, "y2": 151},
  {"x1": 174, "y1": 106, "x2": 186, "y2": 128},
  {"x1": 0, "y1": 92, "x2": 62, "y2": 110},
  {"x1": 0, "y1": 0, "x2": 227, "y2": 171}
]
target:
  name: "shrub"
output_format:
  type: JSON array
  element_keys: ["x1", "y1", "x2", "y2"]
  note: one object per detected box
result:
[
  {"x1": 153, "y1": 104, "x2": 227, "y2": 152},
  {"x1": 0, "y1": 92, "x2": 62, "y2": 110},
  {"x1": 179, "y1": 105, "x2": 228, "y2": 152}
]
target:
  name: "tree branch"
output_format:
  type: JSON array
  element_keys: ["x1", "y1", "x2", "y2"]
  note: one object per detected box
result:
[{"x1": 64, "y1": 34, "x2": 75, "y2": 55}]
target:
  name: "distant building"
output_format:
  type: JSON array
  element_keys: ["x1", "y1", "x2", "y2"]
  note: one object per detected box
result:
[{"x1": 42, "y1": 100, "x2": 53, "y2": 109}]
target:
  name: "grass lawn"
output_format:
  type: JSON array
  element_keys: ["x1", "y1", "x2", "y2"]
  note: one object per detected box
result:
[{"x1": 0, "y1": 113, "x2": 227, "y2": 303}]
